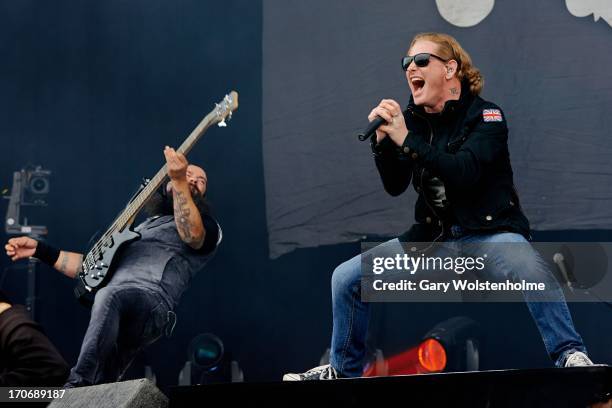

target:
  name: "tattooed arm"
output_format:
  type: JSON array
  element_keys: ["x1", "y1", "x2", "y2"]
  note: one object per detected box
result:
[
  {"x1": 5, "y1": 237, "x2": 83, "y2": 279},
  {"x1": 53, "y1": 251, "x2": 84, "y2": 278},
  {"x1": 164, "y1": 146, "x2": 206, "y2": 250},
  {"x1": 171, "y1": 181, "x2": 205, "y2": 249}
]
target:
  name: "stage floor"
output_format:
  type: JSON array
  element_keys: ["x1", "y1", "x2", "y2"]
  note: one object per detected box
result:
[{"x1": 170, "y1": 366, "x2": 612, "y2": 407}]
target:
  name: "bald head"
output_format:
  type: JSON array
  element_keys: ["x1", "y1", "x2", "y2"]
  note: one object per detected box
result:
[{"x1": 186, "y1": 165, "x2": 207, "y2": 196}]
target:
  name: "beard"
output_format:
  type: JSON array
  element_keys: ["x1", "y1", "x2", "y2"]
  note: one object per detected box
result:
[{"x1": 143, "y1": 181, "x2": 210, "y2": 218}]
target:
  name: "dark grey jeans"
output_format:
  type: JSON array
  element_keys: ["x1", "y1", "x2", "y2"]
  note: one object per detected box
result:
[{"x1": 65, "y1": 285, "x2": 173, "y2": 387}]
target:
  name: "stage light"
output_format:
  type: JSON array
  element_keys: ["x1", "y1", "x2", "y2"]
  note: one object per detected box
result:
[
  {"x1": 363, "y1": 316, "x2": 479, "y2": 377},
  {"x1": 422, "y1": 316, "x2": 480, "y2": 372},
  {"x1": 188, "y1": 333, "x2": 224, "y2": 370},
  {"x1": 418, "y1": 338, "x2": 447, "y2": 372},
  {"x1": 367, "y1": 337, "x2": 447, "y2": 376},
  {"x1": 178, "y1": 333, "x2": 243, "y2": 385}
]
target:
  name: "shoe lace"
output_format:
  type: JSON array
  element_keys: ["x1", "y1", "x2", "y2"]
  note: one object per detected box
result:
[
  {"x1": 303, "y1": 365, "x2": 337, "y2": 380},
  {"x1": 567, "y1": 352, "x2": 592, "y2": 366}
]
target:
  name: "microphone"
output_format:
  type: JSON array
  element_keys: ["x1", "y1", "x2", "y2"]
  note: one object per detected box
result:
[
  {"x1": 357, "y1": 116, "x2": 386, "y2": 141},
  {"x1": 553, "y1": 253, "x2": 574, "y2": 291}
]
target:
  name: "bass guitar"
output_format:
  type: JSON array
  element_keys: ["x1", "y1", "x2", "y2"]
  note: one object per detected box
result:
[{"x1": 75, "y1": 91, "x2": 238, "y2": 301}]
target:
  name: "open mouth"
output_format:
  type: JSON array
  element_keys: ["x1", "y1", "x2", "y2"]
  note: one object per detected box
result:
[{"x1": 410, "y1": 77, "x2": 426, "y2": 94}]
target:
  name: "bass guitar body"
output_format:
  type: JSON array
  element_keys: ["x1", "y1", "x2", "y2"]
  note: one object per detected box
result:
[{"x1": 79, "y1": 227, "x2": 140, "y2": 292}]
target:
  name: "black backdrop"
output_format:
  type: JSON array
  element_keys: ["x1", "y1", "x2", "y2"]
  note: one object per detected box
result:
[{"x1": 1, "y1": 0, "x2": 611, "y2": 391}]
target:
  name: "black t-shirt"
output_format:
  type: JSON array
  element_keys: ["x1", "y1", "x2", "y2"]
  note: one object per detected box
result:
[{"x1": 199, "y1": 214, "x2": 220, "y2": 254}]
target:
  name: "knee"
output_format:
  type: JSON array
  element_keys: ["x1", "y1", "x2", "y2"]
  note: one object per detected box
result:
[
  {"x1": 331, "y1": 260, "x2": 359, "y2": 296},
  {"x1": 517, "y1": 250, "x2": 552, "y2": 281},
  {"x1": 486, "y1": 232, "x2": 528, "y2": 244},
  {"x1": 91, "y1": 287, "x2": 119, "y2": 314},
  {"x1": 488, "y1": 243, "x2": 550, "y2": 281}
]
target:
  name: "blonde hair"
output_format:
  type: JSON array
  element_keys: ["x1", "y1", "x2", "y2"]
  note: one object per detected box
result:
[{"x1": 410, "y1": 32, "x2": 483, "y2": 95}]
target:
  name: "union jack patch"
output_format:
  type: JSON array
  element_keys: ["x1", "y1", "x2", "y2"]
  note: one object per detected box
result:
[{"x1": 482, "y1": 109, "x2": 503, "y2": 122}]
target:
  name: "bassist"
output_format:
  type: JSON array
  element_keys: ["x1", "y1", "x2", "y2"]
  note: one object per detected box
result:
[{"x1": 5, "y1": 147, "x2": 221, "y2": 387}]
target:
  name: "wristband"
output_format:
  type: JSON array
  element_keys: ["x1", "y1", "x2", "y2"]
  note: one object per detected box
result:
[{"x1": 33, "y1": 241, "x2": 60, "y2": 266}]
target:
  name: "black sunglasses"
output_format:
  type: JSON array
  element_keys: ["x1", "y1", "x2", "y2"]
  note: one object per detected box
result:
[{"x1": 401, "y1": 53, "x2": 447, "y2": 71}]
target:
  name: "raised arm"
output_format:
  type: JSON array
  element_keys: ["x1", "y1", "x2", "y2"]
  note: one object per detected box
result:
[
  {"x1": 367, "y1": 99, "x2": 414, "y2": 196},
  {"x1": 164, "y1": 146, "x2": 206, "y2": 250}
]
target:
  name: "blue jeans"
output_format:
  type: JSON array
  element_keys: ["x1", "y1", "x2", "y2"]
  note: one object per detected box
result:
[
  {"x1": 65, "y1": 285, "x2": 172, "y2": 387},
  {"x1": 329, "y1": 230, "x2": 587, "y2": 377}
]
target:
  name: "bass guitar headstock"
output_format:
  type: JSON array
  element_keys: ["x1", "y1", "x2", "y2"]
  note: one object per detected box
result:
[{"x1": 214, "y1": 91, "x2": 239, "y2": 127}]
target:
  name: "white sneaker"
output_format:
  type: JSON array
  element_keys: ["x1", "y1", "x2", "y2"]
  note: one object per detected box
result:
[
  {"x1": 564, "y1": 351, "x2": 594, "y2": 367},
  {"x1": 283, "y1": 364, "x2": 341, "y2": 381}
]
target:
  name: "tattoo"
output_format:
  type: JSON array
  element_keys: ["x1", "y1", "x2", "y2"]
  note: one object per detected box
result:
[
  {"x1": 59, "y1": 253, "x2": 69, "y2": 272},
  {"x1": 173, "y1": 189, "x2": 193, "y2": 242},
  {"x1": 76, "y1": 255, "x2": 83, "y2": 273},
  {"x1": 450, "y1": 87, "x2": 459, "y2": 95}
]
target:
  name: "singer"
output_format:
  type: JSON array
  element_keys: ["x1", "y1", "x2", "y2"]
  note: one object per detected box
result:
[{"x1": 284, "y1": 32, "x2": 592, "y2": 381}]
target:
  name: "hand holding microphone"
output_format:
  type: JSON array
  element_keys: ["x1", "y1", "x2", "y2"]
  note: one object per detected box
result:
[{"x1": 359, "y1": 99, "x2": 408, "y2": 147}]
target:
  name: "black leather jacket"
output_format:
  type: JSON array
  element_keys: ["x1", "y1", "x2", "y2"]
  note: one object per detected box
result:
[{"x1": 371, "y1": 82, "x2": 530, "y2": 242}]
